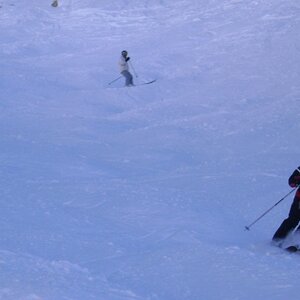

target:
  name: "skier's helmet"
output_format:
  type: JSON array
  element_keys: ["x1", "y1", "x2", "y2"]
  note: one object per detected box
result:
[{"x1": 121, "y1": 50, "x2": 128, "y2": 56}]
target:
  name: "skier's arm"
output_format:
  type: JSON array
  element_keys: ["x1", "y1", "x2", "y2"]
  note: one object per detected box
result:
[{"x1": 288, "y1": 167, "x2": 300, "y2": 187}]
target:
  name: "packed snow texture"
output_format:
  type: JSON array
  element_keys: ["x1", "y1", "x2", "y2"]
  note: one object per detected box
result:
[{"x1": 0, "y1": 0, "x2": 300, "y2": 299}]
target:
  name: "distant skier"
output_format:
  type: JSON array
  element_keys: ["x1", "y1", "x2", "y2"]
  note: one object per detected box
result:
[
  {"x1": 51, "y1": 0, "x2": 58, "y2": 7},
  {"x1": 119, "y1": 50, "x2": 134, "y2": 87},
  {"x1": 272, "y1": 166, "x2": 300, "y2": 244}
]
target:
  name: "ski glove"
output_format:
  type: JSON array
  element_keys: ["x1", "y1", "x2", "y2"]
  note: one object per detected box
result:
[{"x1": 126, "y1": 57, "x2": 130, "y2": 62}]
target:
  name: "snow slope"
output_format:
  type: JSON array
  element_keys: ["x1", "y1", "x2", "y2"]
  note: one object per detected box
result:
[{"x1": 0, "y1": 0, "x2": 300, "y2": 299}]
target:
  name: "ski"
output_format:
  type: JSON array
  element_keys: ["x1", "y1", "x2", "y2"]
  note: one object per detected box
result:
[
  {"x1": 134, "y1": 79, "x2": 156, "y2": 86},
  {"x1": 271, "y1": 240, "x2": 300, "y2": 253},
  {"x1": 107, "y1": 79, "x2": 156, "y2": 89},
  {"x1": 284, "y1": 245, "x2": 300, "y2": 253}
]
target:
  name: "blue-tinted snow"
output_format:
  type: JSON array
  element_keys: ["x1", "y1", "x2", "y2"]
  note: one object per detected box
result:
[{"x1": 0, "y1": 0, "x2": 300, "y2": 299}]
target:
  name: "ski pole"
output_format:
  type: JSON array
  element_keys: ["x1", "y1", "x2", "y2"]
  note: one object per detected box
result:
[
  {"x1": 108, "y1": 76, "x2": 122, "y2": 85},
  {"x1": 129, "y1": 61, "x2": 138, "y2": 78},
  {"x1": 245, "y1": 187, "x2": 298, "y2": 231}
]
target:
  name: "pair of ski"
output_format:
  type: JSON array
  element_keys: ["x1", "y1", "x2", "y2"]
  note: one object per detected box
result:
[{"x1": 107, "y1": 79, "x2": 156, "y2": 89}]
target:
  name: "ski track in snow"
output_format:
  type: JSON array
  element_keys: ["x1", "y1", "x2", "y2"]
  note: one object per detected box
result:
[{"x1": 0, "y1": 0, "x2": 300, "y2": 299}]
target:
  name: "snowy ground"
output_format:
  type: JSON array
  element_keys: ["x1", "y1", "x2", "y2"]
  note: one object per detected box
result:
[{"x1": 0, "y1": 0, "x2": 300, "y2": 299}]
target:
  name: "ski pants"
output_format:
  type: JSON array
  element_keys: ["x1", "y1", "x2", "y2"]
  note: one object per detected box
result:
[
  {"x1": 273, "y1": 190, "x2": 300, "y2": 240},
  {"x1": 121, "y1": 70, "x2": 133, "y2": 86}
]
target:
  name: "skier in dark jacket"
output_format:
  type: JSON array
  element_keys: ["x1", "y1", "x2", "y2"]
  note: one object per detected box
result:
[{"x1": 272, "y1": 166, "x2": 300, "y2": 244}]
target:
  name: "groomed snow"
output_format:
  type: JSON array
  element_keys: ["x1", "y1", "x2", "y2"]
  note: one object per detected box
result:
[{"x1": 0, "y1": 0, "x2": 300, "y2": 299}]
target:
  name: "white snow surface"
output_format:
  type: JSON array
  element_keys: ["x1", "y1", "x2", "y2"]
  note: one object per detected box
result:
[{"x1": 0, "y1": 0, "x2": 300, "y2": 299}]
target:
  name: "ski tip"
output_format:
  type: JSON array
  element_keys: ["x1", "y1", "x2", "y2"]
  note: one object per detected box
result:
[
  {"x1": 142, "y1": 79, "x2": 156, "y2": 85},
  {"x1": 133, "y1": 79, "x2": 157, "y2": 87},
  {"x1": 245, "y1": 226, "x2": 250, "y2": 231}
]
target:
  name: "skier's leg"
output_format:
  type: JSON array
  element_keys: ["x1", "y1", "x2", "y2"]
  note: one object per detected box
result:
[
  {"x1": 121, "y1": 71, "x2": 127, "y2": 86},
  {"x1": 121, "y1": 71, "x2": 133, "y2": 86},
  {"x1": 272, "y1": 216, "x2": 299, "y2": 241},
  {"x1": 273, "y1": 198, "x2": 300, "y2": 242},
  {"x1": 128, "y1": 72, "x2": 134, "y2": 85}
]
